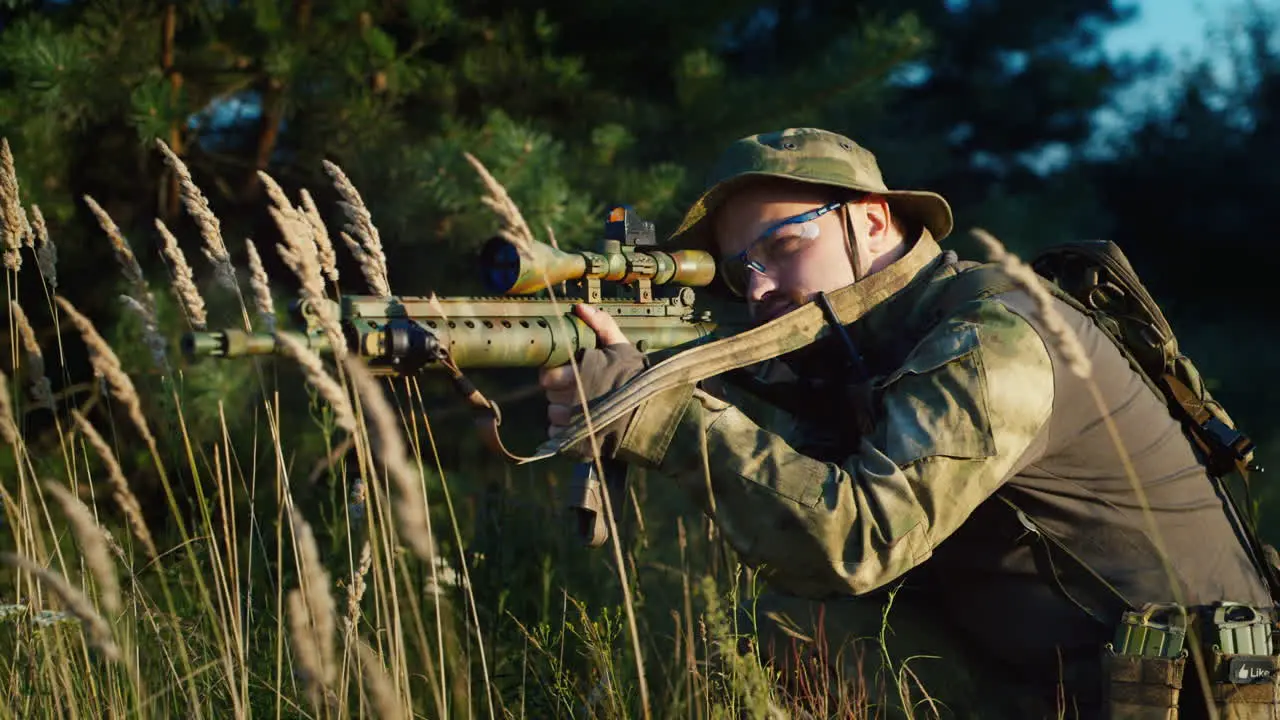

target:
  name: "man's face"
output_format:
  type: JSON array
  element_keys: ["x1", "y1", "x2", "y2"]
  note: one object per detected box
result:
[{"x1": 712, "y1": 182, "x2": 860, "y2": 325}]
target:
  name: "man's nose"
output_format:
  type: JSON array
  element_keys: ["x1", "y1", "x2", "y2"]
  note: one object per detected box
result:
[{"x1": 746, "y1": 269, "x2": 776, "y2": 302}]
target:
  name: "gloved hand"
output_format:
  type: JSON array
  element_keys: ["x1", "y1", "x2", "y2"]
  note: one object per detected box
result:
[{"x1": 539, "y1": 304, "x2": 648, "y2": 456}]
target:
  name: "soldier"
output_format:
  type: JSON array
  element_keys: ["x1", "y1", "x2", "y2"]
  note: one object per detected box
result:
[{"x1": 540, "y1": 128, "x2": 1273, "y2": 717}]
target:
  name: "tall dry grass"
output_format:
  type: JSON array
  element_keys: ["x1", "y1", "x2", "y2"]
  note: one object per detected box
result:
[{"x1": 0, "y1": 137, "x2": 808, "y2": 720}]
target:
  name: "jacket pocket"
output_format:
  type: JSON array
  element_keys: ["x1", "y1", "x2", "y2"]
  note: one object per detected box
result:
[{"x1": 876, "y1": 321, "x2": 997, "y2": 466}]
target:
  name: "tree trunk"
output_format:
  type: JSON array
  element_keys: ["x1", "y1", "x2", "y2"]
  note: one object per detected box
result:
[
  {"x1": 242, "y1": 1, "x2": 310, "y2": 199},
  {"x1": 296, "y1": 0, "x2": 312, "y2": 30},
  {"x1": 243, "y1": 80, "x2": 285, "y2": 200},
  {"x1": 161, "y1": 2, "x2": 183, "y2": 220}
]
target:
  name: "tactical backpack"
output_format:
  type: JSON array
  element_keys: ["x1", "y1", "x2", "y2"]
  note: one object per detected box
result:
[
  {"x1": 1031, "y1": 241, "x2": 1261, "y2": 492},
  {"x1": 945, "y1": 240, "x2": 1278, "y2": 719},
  {"x1": 1026, "y1": 241, "x2": 1270, "y2": 586}
]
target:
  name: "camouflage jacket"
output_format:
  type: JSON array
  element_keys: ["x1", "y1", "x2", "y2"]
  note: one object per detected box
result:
[{"x1": 613, "y1": 232, "x2": 1270, "y2": 667}]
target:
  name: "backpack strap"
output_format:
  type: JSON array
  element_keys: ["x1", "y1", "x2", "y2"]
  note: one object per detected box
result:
[{"x1": 1163, "y1": 377, "x2": 1280, "y2": 603}]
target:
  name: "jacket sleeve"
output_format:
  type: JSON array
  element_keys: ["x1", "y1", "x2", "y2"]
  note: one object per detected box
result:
[{"x1": 614, "y1": 299, "x2": 1056, "y2": 598}]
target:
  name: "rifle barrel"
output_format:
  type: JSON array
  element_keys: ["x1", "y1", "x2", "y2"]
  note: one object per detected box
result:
[
  {"x1": 182, "y1": 310, "x2": 717, "y2": 371},
  {"x1": 181, "y1": 329, "x2": 331, "y2": 358}
]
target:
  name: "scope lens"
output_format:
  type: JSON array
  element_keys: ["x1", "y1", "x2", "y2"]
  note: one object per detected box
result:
[{"x1": 480, "y1": 237, "x2": 521, "y2": 294}]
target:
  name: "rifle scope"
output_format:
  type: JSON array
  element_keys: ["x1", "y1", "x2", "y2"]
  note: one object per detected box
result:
[{"x1": 480, "y1": 207, "x2": 717, "y2": 295}]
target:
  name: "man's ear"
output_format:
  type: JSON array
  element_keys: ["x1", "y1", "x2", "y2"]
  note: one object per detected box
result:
[{"x1": 852, "y1": 195, "x2": 895, "y2": 250}]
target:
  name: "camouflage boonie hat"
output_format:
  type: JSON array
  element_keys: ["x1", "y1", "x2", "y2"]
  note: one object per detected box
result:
[{"x1": 666, "y1": 128, "x2": 954, "y2": 250}]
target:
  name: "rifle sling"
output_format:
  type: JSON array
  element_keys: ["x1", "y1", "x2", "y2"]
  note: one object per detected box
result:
[{"x1": 521, "y1": 232, "x2": 946, "y2": 462}]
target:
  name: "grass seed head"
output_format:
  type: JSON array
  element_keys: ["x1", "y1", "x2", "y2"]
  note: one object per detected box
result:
[
  {"x1": 356, "y1": 640, "x2": 405, "y2": 718},
  {"x1": 275, "y1": 332, "x2": 356, "y2": 433},
  {"x1": 299, "y1": 189, "x2": 339, "y2": 286},
  {"x1": 155, "y1": 139, "x2": 236, "y2": 289},
  {"x1": 0, "y1": 138, "x2": 29, "y2": 270},
  {"x1": 971, "y1": 228, "x2": 1093, "y2": 379},
  {"x1": 323, "y1": 160, "x2": 390, "y2": 296},
  {"x1": 8, "y1": 301, "x2": 53, "y2": 410},
  {"x1": 464, "y1": 151, "x2": 538, "y2": 253},
  {"x1": 43, "y1": 481, "x2": 122, "y2": 617},
  {"x1": 0, "y1": 367, "x2": 20, "y2": 446},
  {"x1": 344, "y1": 357, "x2": 436, "y2": 561},
  {"x1": 30, "y1": 204, "x2": 56, "y2": 289},
  {"x1": 155, "y1": 218, "x2": 209, "y2": 330},
  {"x1": 262, "y1": 174, "x2": 347, "y2": 357},
  {"x1": 1, "y1": 552, "x2": 121, "y2": 663},
  {"x1": 244, "y1": 238, "x2": 277, "y2": 333},
  {"x1": 70, "y1": 409, "x2": 157, "y2": 558},
  {"x1": 286, "y1": 508, "x2": 337, "y2": 703},
  {"x1": 84, "y1": 195, "x2": 152, "y2": 307},
  {"x1": 55, "y1": 297, "x2": 159, "y2": 452}
]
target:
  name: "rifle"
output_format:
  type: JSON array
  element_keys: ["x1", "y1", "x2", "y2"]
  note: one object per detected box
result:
[{"x1": 181, "y1": 206, "x2": 723, "y2": 547}]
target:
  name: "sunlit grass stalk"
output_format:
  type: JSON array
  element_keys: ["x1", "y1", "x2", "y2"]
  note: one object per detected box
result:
[
  {"x1": 323, "y1": 160, "x2": 389, "y2": 296},
  {"x1": 351, "y1": 440, "x2": 436, "y2": 715},
  {"x1": 462, "y1": 151, "x2": 660, "y2": 716},
  {"x1": 154, "y1": 139, "x2": 236, "y2": 290},
  {"x1": 155, "y1": 218, "x2": 209, "y2": 330},
  {"x1": 212, "y1": 404, "x2": 263, "y2": 716},
  {"x1": 261, "y1": 172, "x2": 346, "y2": 357},
  {"x1": 261, "y1": 390, "x2": 292, "y2": 720},
  {"x1": 42, "y1": 481, "x2": 122, "y2": 618},
  {"x1": 171, "y1": 407, "x2": 251, "y2": 719},
  {"x1": 404, "y1": 377, "x2": 496, "y2": 719},
  {"x1": 276, "y1": 332, "x2": 356, "y2": 434},
  {"x1": 1, "y1": 552, "x2": 121, "y2": 664},
  {"x1": 0, "y1": 138, "x2": 29, "y2": 271},
  {"x1": 299, "y1": 189, "x2": 339, "y2": 287},
  {"x1": 344, "y1": 360, "x2": 433, "y2": 560},
  {"x1": 9, "y1": 300, "x2": 54, "y2": 410},
  {"x1": 244, "y1": 238, "x2": 276, "y2": 333},
  {"x1": 467, "y1": 151, "x2": 655, "y2": 719},
  {"x1": 328, "y1": 385, "x2": 447, "y2": 709}
]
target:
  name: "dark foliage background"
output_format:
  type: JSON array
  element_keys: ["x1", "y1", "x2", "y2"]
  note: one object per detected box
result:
[{"x1": 0, "y1": 0, "x2": 1277, "y2": 576}]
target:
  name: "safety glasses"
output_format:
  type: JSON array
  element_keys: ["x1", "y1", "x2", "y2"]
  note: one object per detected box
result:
[{"x1": 718, "y1": 201, "x2": 845, "y2": 297}]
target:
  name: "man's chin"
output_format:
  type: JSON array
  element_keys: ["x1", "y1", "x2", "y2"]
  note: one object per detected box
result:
[{"x1": 751, "y1": 303, "x2": 799, "y2": 326}]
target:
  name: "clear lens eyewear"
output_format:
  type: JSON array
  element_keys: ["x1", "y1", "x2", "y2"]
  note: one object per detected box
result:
[{"x1": 719, "y1": 201, "x2": 845, "y2": 296}]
